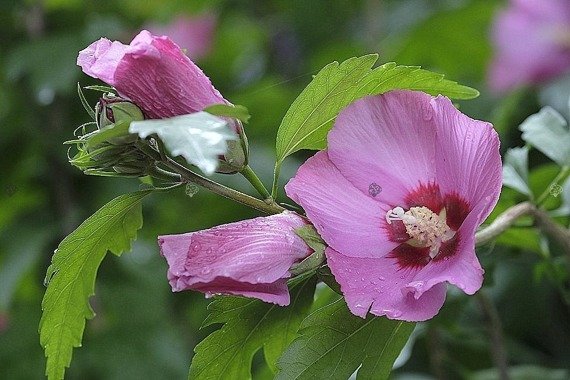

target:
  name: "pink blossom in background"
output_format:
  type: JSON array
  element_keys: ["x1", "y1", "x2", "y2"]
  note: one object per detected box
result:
[
  {"x1": 286, "y1": 91, "x2": 502, "y2": 321},
  {"x1": 77, "y1": 30, "x2": 228, "y2": 121},
  {"x1": 145, "y1": 14, "x2": 216, "y2": 61},
  {"x1": 158, "y1": 212, "x2": 312, "y2": 306},
  {"x1": 489, "y1": 0, "x2": 570, "y2": 92}
]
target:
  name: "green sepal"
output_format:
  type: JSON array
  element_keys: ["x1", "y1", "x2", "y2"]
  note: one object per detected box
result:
[{"x1": 290, "y1": 225, "x2": 327, "y2": 276}]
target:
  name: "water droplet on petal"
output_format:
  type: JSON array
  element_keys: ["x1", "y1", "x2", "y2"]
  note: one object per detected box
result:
[
  {"x1": 206, "y1": 248, "x2": 213, "y2": 254},
  {"x1": 201, "y1": 267, "x2": 211, "y2": 275},
  {"x1": 192, "y1": 242, "x2": 202, "y2": 251},
  {"x1": 378, "y1": 276, "x2": 385, "y2": 281}
]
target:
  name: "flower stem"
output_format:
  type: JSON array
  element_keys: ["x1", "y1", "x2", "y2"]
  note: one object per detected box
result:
[
  {"x1": 475, "y1": 202, "x2": 534, "y2": 246},
  {"x1": 536, "y1": 165, "x2": 570, "y2": 206},
  {"x1": 136, "y1": 140, "x2": 286, "y2": 215},
  {"x1": 240, "y1": 165, "x2": 272, "y2": 200}
]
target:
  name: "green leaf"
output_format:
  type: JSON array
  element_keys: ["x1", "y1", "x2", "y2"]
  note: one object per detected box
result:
[
  {"x1": 39, "y1": 190, "x2": 151, "y2": 380},
  {"x1": 204, "y1": 103, "x2": 251, "y2": 124},
  {"x1": 189, "y1": 277, "x2": 317, "y2": 379},
  {"x1": 129, "y1": 112, "x2": 237, "y2": 175},
  {"x1": 355, "y1": 62, "x2": 479, "y2": 100},
  {"x1": 502, "y1": 147, "x2": 532, "y2": 197},
  {"x1": 276, "y1": 299, "x2": 415, "y2": 380},
  {"x1": 519, "y1": 106, "x2": 570, "y2": 166},
  {"x1": 273, "y1": 57, "x2": 479, "y2": 191},
  {"x1": 275, "y1": 54, "x2": 378, "y2": 161}
]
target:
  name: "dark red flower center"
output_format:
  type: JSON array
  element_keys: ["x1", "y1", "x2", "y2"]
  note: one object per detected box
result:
[{"x1": 385, "y1": 182, "x2": 470, "y2": 270}]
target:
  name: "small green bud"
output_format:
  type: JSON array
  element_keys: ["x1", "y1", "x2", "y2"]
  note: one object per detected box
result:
[
  {"x1": 95, "y1": 94, "x2": 144, "y2": 145},
  {"x1": 216, "y1": 120, "x2": 249, "y2": 174}
]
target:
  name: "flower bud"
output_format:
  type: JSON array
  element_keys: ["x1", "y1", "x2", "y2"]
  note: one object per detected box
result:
[
  {"x1": 95, "y1": 94, "x2": 144, "y2": 145},
  {"x1": 215, "y1": 120, "x2": 249, "y2": 174}
]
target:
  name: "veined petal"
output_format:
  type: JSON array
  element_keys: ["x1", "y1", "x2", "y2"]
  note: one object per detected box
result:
[
  {"x1": 158, "y1": 212, "x2": 311, "y2": 306},
  {"x1": 326, "y1": 248, "x2": 447, "y2": 322},
  {"x1": 328, "y1": 91, "x2": 437, "y2": 206},
  {"x1": 432, "y1": 96, "x2": 502, "y2": 223},
  {"x1": 285, "y1": 151, "x2": 398, "y2": 258},
  {"x1": 77, "y1": 30, "x2": 228, "y2": 120}
]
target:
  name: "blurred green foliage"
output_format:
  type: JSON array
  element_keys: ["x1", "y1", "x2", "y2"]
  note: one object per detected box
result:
[{"x1": 1, "y1": 0, "x2": 569, "y2": 379}]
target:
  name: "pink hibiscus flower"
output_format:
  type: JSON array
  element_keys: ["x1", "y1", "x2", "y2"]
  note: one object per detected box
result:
[
  {"x1": 285, "y1": 90, "x2": 502, "y2": 321},
  {"x1": 158, "y1": 212, "x2": 312, "y2": 306},
  {"x1": 77, "y1": 30, "x2": 228, "y2": 121},
  {"x1": 489, "y1": 0, "x2": 570, "y2": 92}
]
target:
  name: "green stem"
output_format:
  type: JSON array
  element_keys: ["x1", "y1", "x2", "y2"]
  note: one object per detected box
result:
[
  {"x1": 272, "y1": 163, "x2": 281, "y2": 199},
  {"x1": 147, "y1": 165, "x2": 181, "y2": 182},
  {"x1": 536, "y1": 166, "x2": 570, "y2": 206},
  {"x1": 240, "y1": 165, "x2": 272, "y2": 200},
  {"x1": 136, "y1": 140, "x2": 286, "y2": 215}
]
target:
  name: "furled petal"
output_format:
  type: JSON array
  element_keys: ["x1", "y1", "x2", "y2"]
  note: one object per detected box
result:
[
  {"x1": 77, "y1": 30, "x2": 228, "y2": 120},
  {"x1": 432, "y1": 96, "x2": 502, "y2": 222},
  {"x1": 158, "y1": 211, "x2": 311, "y2": 306},
  {"x1": 78, "y1": 39, "x2": 127, "y2": 85},
  {"x1": 326, "y1": 247, "x2": 447, "y2": 321},
  {"x1": 285, "y1": 151, "x2": 398, "y2": 258},
  {"x1": 328, "y1": 91, "x2": 437, "y2": 206},
  {"x1": 404, "y1": 201, "x2": 488, "y2": 298}
]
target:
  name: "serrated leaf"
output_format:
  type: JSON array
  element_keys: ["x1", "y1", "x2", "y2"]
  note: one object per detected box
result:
[
  {"x1": 276, "y1": 299, "x2": 415, "y2": 380},
  {"x1": 519, "y1": 106, "x2": 570, "y2": 166},
  {"x1": 275, "y1": 55, "x2": 378, "y2": 161},
  {"x1": 204, "y1": 103, "x2": 251, "y2": 124},
  {"x1": 273, "y1": 57, "x2": 479, "y2": 189},
  {"x1": 502, "y1": 147, "x2": 532, "y2": 197},
  {"x1": 129, "y1": 112, "x2": 236, "y2": 175},
  {"x1": 189, "y1": 277, "x2": 317, "y2": 379},
  {"x1": 39, "y1": 190, "x2": 151, "y2": 380},
  {"x1": 355, "y1": 62, "x2": 479, "y2": 100}
]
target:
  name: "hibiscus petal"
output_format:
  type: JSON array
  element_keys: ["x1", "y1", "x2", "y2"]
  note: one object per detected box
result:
[
  {"x1": 285, "y1": 151, "x2": 398, "y2": 258},
  {"x1": 328, "y1": 91, "x2": 437, "y2": 206},
  {"x1": 326, "y1": 247, "x2": 447, "y2": 321},
  {"x1": 77, "y1": 30, "x2": 228, "y2": 120},
  {"x1": 158, "y1": 211, "x2": 311, "y2": 306},
  {"x1": 77, "y1": 39, "x2": 127, "y2": 85},
  {"x1": 405, "y1": 201, "x2": 487, "y2": 298},
  {"x1": 432, "y1": 96, "x2": 502, "y2": 223}
]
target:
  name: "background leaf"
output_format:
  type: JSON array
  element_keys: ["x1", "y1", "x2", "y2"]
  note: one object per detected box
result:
[
  {"x1": 188, "y1": 277, "x2": 316, "y2": 379},
  {"x1": 129, "y1": 112, "x2": 236, "y2": 175},
  {"x1": 39, "y1": 190, "x2": 151, "y2": 380},
  {"x1": 276, "y1": 299, "x2": 415, "y2": 380},
  {"x1": 502, "y1": 147, "x2": 532, "y2": 197},
  {"x1": 519, "y1": 107, "x2": 570, "y2": 166}
]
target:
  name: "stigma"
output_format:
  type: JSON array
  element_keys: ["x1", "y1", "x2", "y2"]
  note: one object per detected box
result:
[{"x1": 386, "y1": 206, "x2": 455, "y2": 258}]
